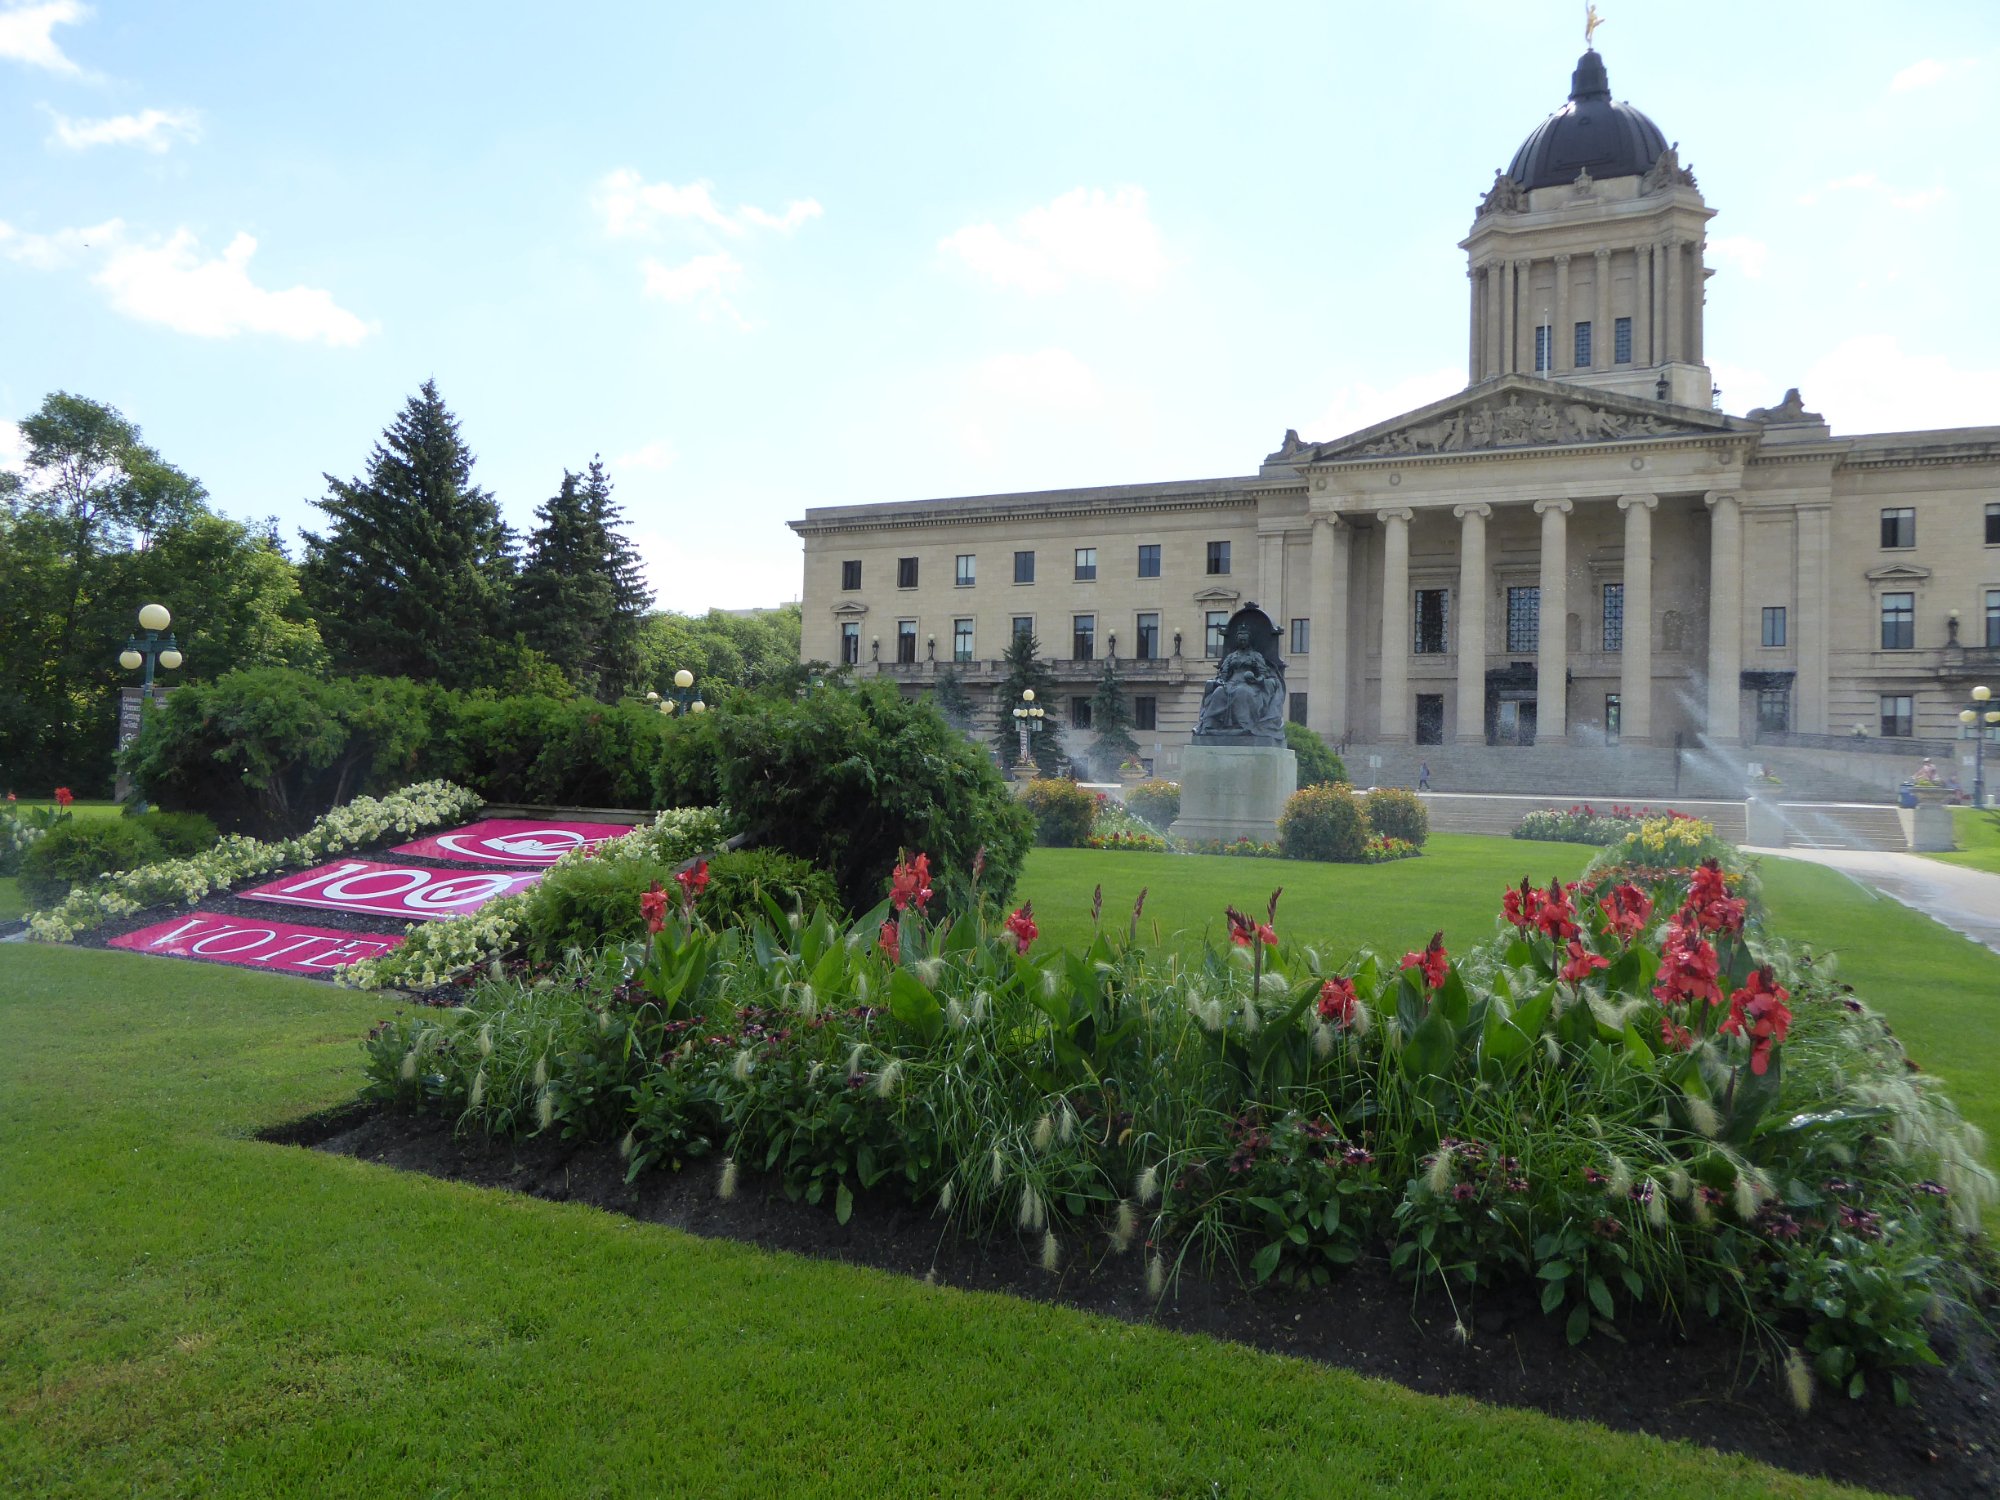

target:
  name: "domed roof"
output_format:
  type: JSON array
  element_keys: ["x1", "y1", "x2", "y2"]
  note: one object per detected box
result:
[{"x1": 1505, "y1": 51, "x2": 1668, "y2": 190}]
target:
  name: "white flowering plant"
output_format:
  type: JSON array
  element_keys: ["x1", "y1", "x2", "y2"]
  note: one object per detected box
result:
[{"x1": 25, "y1": 780, "x2": 481, "y2": 943}]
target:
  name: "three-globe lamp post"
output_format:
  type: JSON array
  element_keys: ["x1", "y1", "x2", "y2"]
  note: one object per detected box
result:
[
  {"x1": 118, "y1": 603, "x2": 184, "y2": 812},
  {"x1": 1011, "y1": 687, "x2": 1045, "y2": 773},
  {"x1": 647, "y1": 668, "x2": 705, "y2": 718},
  {"x1": 1959, "y1": 684, "x2": 1998, "y2": 809}
]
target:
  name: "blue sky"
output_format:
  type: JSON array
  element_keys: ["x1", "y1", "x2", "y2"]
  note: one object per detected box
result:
[{"x1": 4, "y1": 2, "x2": 1997, "y2": 611}]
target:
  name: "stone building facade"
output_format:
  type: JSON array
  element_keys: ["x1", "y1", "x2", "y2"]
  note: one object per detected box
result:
[{"x1": 791, "y1": 48, "x2": 2000, "y2": 789}]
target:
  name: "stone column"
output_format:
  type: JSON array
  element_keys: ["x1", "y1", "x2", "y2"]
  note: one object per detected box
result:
[
  {"x1": 1497, "y1": 259, "x2": 1515, "y2": 375},
  {"x1": 1593, "y1": 248, "x2": 1612, "y2": 370},
  {"x1": 1514, "y1": 259, "x2": 1534, "y2": 374},
  {"x1": 1468, "y1": 267, "x2": 1481, "y2": 382},
  {"x1": 1705, "y1": 491, "x2": 1743, "y2": 744},
  {"x1": 1534, "y1": 499, "x2": 1572, "y2": 745},
  {"x1": 1796, "y1": 502, "x2": 1830, "y2": 734},
  {"x1": 1664, "y1": 238, "x2": 1684, "y2": 365},
  {"x1": 1553, "y1": 254, "x2": 1571, "y2": 373},
  {"x1": 1259, "y1": 531, "x2": 1286, "y2": 630},
  {"x1": 1379, "y1": 508, "x2": 1414, "y2": 742},
  {"x1": 1453, "y1": 504, "x2": 1490, "y2": 744},
  {"x1": 1307, "y1": 514, "x2": 1345, "y2": 742},
  {"x1": 1617, "y1": 493, "x2": 1657, "y2": 744},
  {"x1": 1649, "y1": 243, "x2": 1666, "y2": 367},
  {"x1": 1690, "y1": 240, "x2": 1706, "y2": 366}
]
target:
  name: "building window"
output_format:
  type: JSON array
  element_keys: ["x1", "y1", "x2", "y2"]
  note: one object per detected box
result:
[
  {"x1": 1880, "y1": 591, "x2": 1915, "y2": 650},
  {"x1": 1414, "y1": 588, "x2": 1449, "y2": 654},
  {"x1": 1070, "y1": 696, "x2": 1092, "y2": 729},
  {"x1": 1205, "y1": 610, "x2": 1228, "y2": 657},
  {"x1": 1757, "y1": 685, "x2": 1791, "y2": 735},
  {"x1": 1574, "y1": 320, "x2": 1592, "y2": 367},
  {"x1": 1290, "y1": 618, "x2": 1310, "y2": 655},
  {"x1": 1598, "y1": 582, "x2": 1623, "y2": 652},
  {"x1": 1137, "y1": 543, "x2": 1161, "y2": 578},
  {"x1": 1074, "y1": 547, "x2": 1097, "y2": 581},
  {"x1": 1987, "y1": 588, "x2": 2000, "y2": 649},
  {"x1": 1987, "y1": 504, "x2": 2000, "y2": 545},
  {"x1": 1134, "y1": 695, "x2": 1157, "y2": 731},
  {"x1": 839, "y1": 622, "x2": 859, "y2": 665},
  {"x1": 1533, "y1": 323, "x2": 1552, "y2": 373},
  {"x1": 896, "y1": 557, "x2": 919, "y2": 589},
  {"x1": 1614, "y1": 316, "x2": 1633, "y2": 365},
  {"x1": 1880, "y1": 694, "x2": 1914, "y2": 738},
  {"x1": 1761, "y1": 606, "x2": 1787, "y2": 647},
  {"x1": 1012, "y1": 550, "x2": 1036, "y2": 585},
  {"x1": 955, "y1": 554, "x2": 976, "y2": 587},
  {"x1": 1135, "y1": 612, "x2": 1160, "y2": 660},
  {"x1": 840, "y1": 559, "x2": 861, "y2": 591},
  {"x1": 1206, "y1": 540, "x2": 1231, "y2": 576},
  {"x1": 953, "y1": 618, "x2": 973, "y2": 663},
  {"x1": 1011, "y1": 615, "x2": 1034, "y2": 643},
  {"x1": 896, "y1": 619, "x2": 918, "y2": 663},
  {"x1": 1506, "y1": 585, "x2": 1540, "y2": 653},
  {"x1": 1880, "y1": 507, "x2": 1916, "y2": 549},
  {"x1": 1604, "y1": 693, "x2": 1621, "y2": 746},
  {"x1": 1288, "y1": 692, "x2": 1308, "y2": 726},
  {"x1": 1415, "y1": 694, "x2": 1445, "y2": 745},
  {"x1": 1072, "y1": 614, "x2": 1095, "y2": 661}
]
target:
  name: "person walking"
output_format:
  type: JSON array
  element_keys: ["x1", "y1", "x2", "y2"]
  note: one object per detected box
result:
[{"x1": 1418, "y1": 760, "x2": 1432, "y2": 792}]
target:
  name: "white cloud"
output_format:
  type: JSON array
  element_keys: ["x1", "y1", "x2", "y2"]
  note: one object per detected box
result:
[
  {"x1": 1890, "y1": 57, "x2": 1978, "y2": 93},
  {"x1": 939, "y1": 186, "x2": 1168, "y2": 295},
  {"x1": 639, "y1": 250, "x2": 743, "y2": 314},
  {"x1": 628, "y1": 524, "x2": 799, "y2": 614},
  {"x1": 1800, "y1": 335, "x2": 2000, "y2": 434},
  {"x1": 596, "y1": 168, "x2": 821, "y2": 238},
  {"x1": 1305, "y1": 366, "x2": 1463, "y2": 443},
  {"x1": 613, "y1": 440, "x2": 677, "y2": 472},
  {"x1": 1, "y1": 218, "x2": 372, "y2": 345},
  {"x1": 1707, "y1": 234, "x2": 1769, "y2": 279},
  {"x1": 1798, "y1": 171, "x2": 1948, "y2": 211},
  {"x1": 48, "y1": 107, "x2": 200, "y2": 152},
  {"x1": 0, "y1": 0, "x2": 86, "y2": 74}
]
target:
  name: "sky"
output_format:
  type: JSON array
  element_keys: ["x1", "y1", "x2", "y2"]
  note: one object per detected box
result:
[{"x1": 3, "y1": 1, "x2": 1998, "y2": 612}]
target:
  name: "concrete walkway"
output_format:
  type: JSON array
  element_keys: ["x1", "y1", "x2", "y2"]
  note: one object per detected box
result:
[{"x1": 1743, "y1": 846, "x2": 2000, "y2": 955}]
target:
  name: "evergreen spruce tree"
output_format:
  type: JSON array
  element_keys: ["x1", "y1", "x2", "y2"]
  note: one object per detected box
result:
[
  {"x1": 993, "y1": 631, "x2": 1062, "y2": 775},
  {"x1": 1088, "y1": 658, "x2": 1140, "y2": 776},
  {"x1": 516, "y1": 457, "x2": 653, "y2": 697},
  {"x1": 930, "y1": 666, "x2": 975, "y2": 733},
  {"x1": 301, "y1": 381, "x2": 516, "y2": 687}
]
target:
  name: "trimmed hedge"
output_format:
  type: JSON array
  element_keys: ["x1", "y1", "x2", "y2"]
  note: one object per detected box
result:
[
  {"x1": 1020, "y1": 779, "x2": 1099, "y2": 848},
  {"x1": 1124, "y1": 780, "x2": 1180, "y2": 831},
  {"x1": 1277, "y1": 783, "x2": 1371, "y2": 863},
  {"x1": 1365, "y1": 787, "x2": 1429, "y2": 848},
  {"x1": 522, "y1": 848, "x2": 838, "y2": 957}
]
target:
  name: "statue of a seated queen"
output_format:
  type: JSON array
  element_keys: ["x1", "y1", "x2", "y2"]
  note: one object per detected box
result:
[{"x1": 1193, "y1": 605, "x2": 1288, "y2": 746}]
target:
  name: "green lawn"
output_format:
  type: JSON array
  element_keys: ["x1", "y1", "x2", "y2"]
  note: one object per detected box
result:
[
  {"x1": 1019, "y1": 833, "x2": 1600, "y2": 959},
  {"x1": 0, "y1": 940, "x2": 1866, "y2": 1499},
  {"x1": 1931, "y1": 805, "x2": 2000, "y2": 875}
]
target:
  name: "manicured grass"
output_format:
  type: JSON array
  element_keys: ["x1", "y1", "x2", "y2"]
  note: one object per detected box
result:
[
  {"x1": 0, "y1": 877, "x2": 22, "y2": 923},
  {"x1": 1931, "y1": 806, "x2": 2000, "y2": 875},
  {"x1": 1757, "y1": 854, "x2": 2000, "y2": 1149},
  {"x1": 1019, "y1": 833, "x2": 1601, "y2": 959},
  {"x1": 0, "y1": 941, "x2": 1868, "y2": 1499}
]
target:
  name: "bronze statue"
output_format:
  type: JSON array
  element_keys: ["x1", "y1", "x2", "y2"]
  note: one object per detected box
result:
[{"x1": 1193, "y1": 606, "x2": 1288, "y2": 744}]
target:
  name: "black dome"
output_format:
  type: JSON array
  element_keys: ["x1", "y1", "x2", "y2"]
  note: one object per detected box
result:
[{"x1": 1506, "y1": 51, "x2": 1668, "y2": 189}]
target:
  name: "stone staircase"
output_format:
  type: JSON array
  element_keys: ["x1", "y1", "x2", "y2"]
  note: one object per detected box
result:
[
  {"x1": 1418, "y1": 793, "x2": 1748, "y2": 843},
  {"x1": 1773, "y1": 802, "x2": 1911, "y2": 852}
]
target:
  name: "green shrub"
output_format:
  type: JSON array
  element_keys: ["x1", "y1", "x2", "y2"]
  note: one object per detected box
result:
[
  {"x1": 130, "y1": 809, "x2": 219, "y2": 858},
  {"x1": 699, "y1": 848, "x2": 841, "y2": 927},
  {"x1": 19, "y1": 818, "x2": 164, "y2": 907},
  {"x1": 1365, "y1": 788, "x2": 1429, "y2": 848},
  {"x1": 1277, "y1": 783, "x2": 1371, "y2": 863},
  {"x1": 521, "y1": 857, "x2": 675, "y2": 957},
  {"x1": 1124, "y1": 780, "x2": 1180, "y2": 831},
  {"x1": 1020, "y1": 778, "x2": 1099, "y2": 848},
  {"x1": 1285, "y1": 722, "x2": 1347, "y2": 788},
  {"x1": 713, "y1": 680, "x2": 1032, "y2": 914}
]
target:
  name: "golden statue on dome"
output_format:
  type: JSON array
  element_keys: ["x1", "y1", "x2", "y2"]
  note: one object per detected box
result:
[{"x1": 1584, "y1": 3, "x2": 1604, "y2": 48}]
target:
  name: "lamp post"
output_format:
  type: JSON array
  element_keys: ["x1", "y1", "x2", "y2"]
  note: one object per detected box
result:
[
  {"x1": 657, "y1": 667, "x2": 705, "y2": 718},
  {"x1": 1011, "y1": 687, "x2": 1045, "y2": 774},
  {"x1": 117, "y1": 603, "x2": 184, "y2": 809},
  {"x1": 1958, "y1": 684, "x2": 1998, "y2": 808}
]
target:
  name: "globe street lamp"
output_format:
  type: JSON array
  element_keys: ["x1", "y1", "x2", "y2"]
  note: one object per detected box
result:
[
  {"x1": 117, "y1": 603, "x2": 185, "y2": 810},
  {"x1": 1958, "y1": 684, "x2": 1998, "y2": 808},
  {"x1": 1011, "y1": 686, "x2": 1045, "y2": 773},
  {"x1": 659, "y1": 667, "x2": 705, "y2": 716}
]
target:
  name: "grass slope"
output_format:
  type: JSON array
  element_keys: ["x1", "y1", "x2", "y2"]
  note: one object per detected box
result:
[
  {"x1": 0, "y1": 941, "x2": 1865, "y2": 1500},
  {"x1": 1018, "y1": 834, "x2": 1600, "y2": 958},
  {"x1": 1932, "y1": 807, "x2": 2000, "y2": 876}
]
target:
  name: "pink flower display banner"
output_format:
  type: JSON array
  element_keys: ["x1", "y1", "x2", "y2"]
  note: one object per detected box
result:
[
  {"x1": 239, "y1": 860, "x2": 542, "y2": 920},
  {"x1": 388, "y1": 818, "x2": 637, "y2": 866},
  {"x1": 109, "y1": 913, "x2": 405, "y2": 974}
]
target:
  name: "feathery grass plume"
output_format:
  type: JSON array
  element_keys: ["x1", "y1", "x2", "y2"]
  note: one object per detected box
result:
[
  {"x1": 533, "y1": 1053, "x2": 549, "y2": 1089},
  {"x1": 1114, "y1": 1199, "x2": 1138, "y2": 1253},
  {"x1": 1452, "y1": 1317, "x2": 1470, "y2": 1346},
  {"x1": 1350, "y1": 1000, "x2": 1373, "y2": 1039},
  {"x1": 1032, "y1": 1113, "x2": 1055, "y2": 1153},
  {"x1": 489, "y1": 956, "x2": 506, "y2": 983},
  {"x1": 719, "y1": 1157, "x2": 738, "y2": 1201},
  {"x1": 731, "y1": 1048, "x2": 755, "y2": 1082},
  {"x1": 597, "y1": 1007, "x2": 612, "y2": 1034},
  {"x1": 1683, "y1": 1093, "x2": 1721, "y2": 1138},
  {"x1": 1018, "y1": 1183, "x2": 1044, "y2": 1231},
  {"x1": 1240, "y1": 995, "x2": 1261, "y2": 1034},
  {"x1": 794, "y1": 982, "x2": 817, "y2": 1017},
  {"x1": 1147, "y1": 1252, "x2": 1166, "y2": 1297},
  {"x1": 846, "y1": 1042, "x2": 868, "y2": 1079},
  {"x1": 468, "y1": 1068, "x2": 486, "y2": 1109},
  {"x1": 1606, "y1": 1155, "x2": 1633, "y2": 1200},
  {"x1": 1311, "y1": 1022, "x2": 1334, "y2": 1058},
  {"x1": 945, "y1": 996, "x2": 965, "y2": 1029},
  {"x1": 1057, "y1": 1100, "x2": 1077, "y2": 1144},
  {"x1": 477, "y1": 1024, "x2": 494, "y2": 1058},
  {"x1": 1136, "y1": 1164, "x2": 1159, "y2": 1205},
  {"x1": 619, "y1": 1129, "x2": 636, "y2": 1161},
  {"x1": 1665, "y1": 1166, "x2": 1692, "y2": 1201},
  {"x1": 990, "y1": 1147, "x2": 1006, "y2": 1188},
  {"x1": 876, "y1": 1059, "x2": 903, "y2": 1098},
  {"x1": 1732, "y1": 1169, "x2": 1760, "y2": 1221},
  {"x1": 914, "y1": 956, "x2": 944, "y2": 987},
  {"x1": 1644, "y1": 1182, "x2": 1669, "y2": 1230},
  {"x1": 970, "y1": 989, "x2": 991, "y2": 1024},
  {"x1": 807, "y1": 1059, "x2": 825, "y2": 1086},
  {"x1": 1542, "y1": 1034, "x2": 1561, "y2": 1067},
  {"x1": 938, "y1": 1180, "x2": 954, "y2": 1214},
  {"x1": 535, "y1": 1088, "x2": 554, "y2": 1131},
  {"x1": 1041, "y1": 1230, "x2": 1061, "y2": 1274},
  {"x1": 399, "y1": 1048, "x2": 418, "y2": 1082},
  {"x1": 1783, "y1": 1348, "x2": 1813, "y2": 1412},
  {"x1": 1040, "y1": 968, "x2": 1061, "y2": 999},
  {"x1": 1425, "y1": 1146, "x2": 1455, "y2": 1194},
  {"x1": 853, "y1": 971, "x2": 871, "y2": 1003}
]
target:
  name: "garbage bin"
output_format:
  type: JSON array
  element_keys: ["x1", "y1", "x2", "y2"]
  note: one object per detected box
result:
[{"x1": 1897, "y1": 780, "x2": 1917, "y2": 809}]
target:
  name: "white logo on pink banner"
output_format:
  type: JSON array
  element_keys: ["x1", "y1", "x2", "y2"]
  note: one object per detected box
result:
[
  {"x1": 109, "y1": 913, "x2": 405, "y2": 974},
  {"x1": 389, "y1": 818, "x2": 636, "y2": 866},
  {"x1": 240, "y1": 860, "x2": 542, "y2": 920}
]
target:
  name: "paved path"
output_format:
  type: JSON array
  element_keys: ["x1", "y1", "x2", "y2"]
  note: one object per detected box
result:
[{"x1": 1743, "y1": 846, "x2": 2000, "y2": 955}]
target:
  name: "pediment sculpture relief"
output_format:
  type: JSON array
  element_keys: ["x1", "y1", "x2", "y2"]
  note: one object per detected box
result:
[
  {"x1": 1349, "y1": 394, "x2": 1704, "y2": 456},
  {"x1": 1476, "y1": 170, "x2": 1527, "y2": 218},
  {"x1": 1641, "y1": 142, "x2": 1698, "y2": 193}
]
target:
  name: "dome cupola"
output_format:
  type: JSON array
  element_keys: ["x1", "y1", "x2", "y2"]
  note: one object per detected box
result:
[{"x1": 1506, "y1": 50, "x2": 1668, "y2": 189}]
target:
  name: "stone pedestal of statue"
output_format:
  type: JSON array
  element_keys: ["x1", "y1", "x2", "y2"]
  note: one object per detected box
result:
[{"x1": 1170, "y1": 744, "x2": 1299, "y2": 844}]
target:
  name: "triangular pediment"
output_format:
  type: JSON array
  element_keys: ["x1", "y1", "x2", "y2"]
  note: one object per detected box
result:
[
  {"x1": 1267, "y1": 375, "x2": 1745, "y2": 466},
  {"x1": 1192, "y1": 585, "x2": 1241, "y2": 604},
  {"x1": 1863, "y1": 563, "x2": 1932, "y2": 585},
  {"x1": 831, "y1": 600, "x2": 870, "y2": 617}
]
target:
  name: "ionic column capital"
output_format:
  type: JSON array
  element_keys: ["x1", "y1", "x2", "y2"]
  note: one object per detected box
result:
[
  {"x1": 1532, "y1": 498, "x2": 1573, "y2": 517},
  {"x1": 1704, "y1": 490, "x2": 1740, "y2": 513},
  {"x1": 1617, "y1": 492, "x2": 1659, "y2": 513},
  {"x1": 1452, "y1": 502, "x2": 1492, "y2": 521},
  {"x1": 1554, "y1": 252, "x2": 1571, "y2": 266},
  {"x1": 1309, "y1": 508, "x2": 1346, "y2": 530},
  {"x1": 1594, "y1": 246, "x2": 1612, "y2": 262},
  {"x1": 1378, "y1": 506, "x2": 1415, "y2": 526}
]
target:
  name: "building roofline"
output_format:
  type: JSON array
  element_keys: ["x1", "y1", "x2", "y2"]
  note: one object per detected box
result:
[{"x1": 790, "y1": 473, "x2": 1287, "y2": 535}]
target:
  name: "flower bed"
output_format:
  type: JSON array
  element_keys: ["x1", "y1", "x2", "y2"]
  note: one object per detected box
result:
[
  {"x1": 363, "y1": 840, "x2": 1995, "y2": 1407},
  {"x1": 26, "y1": 781, "x2": 482, "y2": 942},
  {"x1": 1513, "y1": 803, "x2": 1693, "y2": 846},
  {"x1": 1360, "y1": 835, "x2": 1419, "y2": 863}
]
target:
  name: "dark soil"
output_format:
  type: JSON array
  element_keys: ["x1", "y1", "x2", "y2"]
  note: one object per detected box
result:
[{"x1": 275, "y1": 1101, "x2": 2000, "y2": 1500}]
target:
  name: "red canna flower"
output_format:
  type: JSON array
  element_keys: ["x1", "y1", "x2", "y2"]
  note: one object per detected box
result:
[
  {"x1": 675, "y1": 859, "x2": 709, "y2": 901},
  {"x1": 1658, "y1": 1015, "x2": 1694, "y2": 1051},
  {"x1": 1684, "y1": 859, "x2": 1745, "y2": 935},
  {"x1": 640, "y1": 882, "x2": 669, "y2": 934},
  {"x1": 1003, "y1": 901, "x2": 1037, "y2": 953},
  {"x1": 1401, "y1": 931, "x2": 1449, "y2": 990},
  {"x1": 878, "y1": 917, "x2": 901, "y2": 962},
  {"x1": 889, "y1": 851, "x2": 933, "y2": 913},
  {"x1": 1317, "y1": 975, "x2": 1358, "y2": 1027},
  {"x1": 1533, "y1": 877, "x2": 1580, "y2": 941},
  {"x1": 1226, "y1": 906, "x2": 1256, "y2": 947},
  {"x1": 1559, "y1": 939, "x2": 1610, "y2": 985},
  {"x1": 53, "y1": 787, "x2": 74, "y2": 808},
  {"x1": 1602, "y1": 882, "x2": 1653, "y2": 943},
  {"x1": 1501, "y1": 876, "x2": 1540, "y2": 930},
  {"x1": 1720, "y1": 965, "x2": 1793, "y2": 1075},
  {"x1": 1653, "y1": 919, "x2": 1723, "y2": 1008}
]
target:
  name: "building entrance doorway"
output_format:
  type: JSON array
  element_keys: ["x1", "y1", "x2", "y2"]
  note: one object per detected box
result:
[
  {"x1": 1495, "y1": 699, "x2": 1537, "y2": 746},
  {"x1": 1484, "y1": 662, "x2": 1539, "y2": 746},
  {"x1": 1415, "y1": 694, "x2": 1445, "y2": 745}
]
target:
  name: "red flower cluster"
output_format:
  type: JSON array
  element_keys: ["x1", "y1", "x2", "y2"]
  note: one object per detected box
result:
[
  {"x1": 1534, "y1": 878, "x2": 1580, "y2": 941},
  {"x1": 1719, "y1": 965, "x2": 1793, "y2": 1075},
  {"x1": 1226, "y1": 905, "x2": 1276, "y2": 948},
  {"x1": 1682, "y1": 859, "x2": 1745, "y2": 936},
  {"x1": 675, "y1": 859, "x2": 709, "y2": 902},
  {"x1": 1004, "y1": 901, "x2": 1038, "y2": 954},
  {"x1": 1560, "y1": 939, "x2": 1609, "y2": 985},
  {"x1": 640, "y1": 882, "x2": 669, "y2": 934},
  {"x1": 1601, "y1": 882, "x2": 1654, "y2": 943},
  {"x1": 1401, "y1": 931, "x2": 1449, "y2": 990},
  {"x1": 878, "y1": 918, "x2": 900, "y2": 961},
  {"x1": 1317, "y1": 974, "x2": 1358, "y2": 1026},
  {"x1": 1652, "y1": 917, "x2": 1722, "y2": 1008},
  {"x1": 890, "y1": 851, "x2": 933, "y2": 914},
  {"x1": 52, "y1": 787, "x2": 74, "y2": 808}
]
